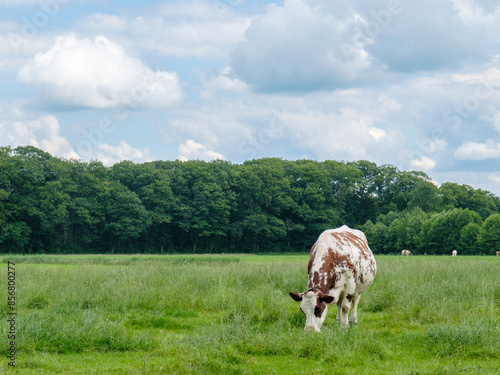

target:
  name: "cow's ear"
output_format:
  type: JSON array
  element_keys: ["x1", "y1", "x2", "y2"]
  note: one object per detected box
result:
[
  {"x1": 289, "y1": 292, "x2": 303, "y2": 302},
  {"x1": 320, "y1": 295, "x2": 334, "y2": 304}
]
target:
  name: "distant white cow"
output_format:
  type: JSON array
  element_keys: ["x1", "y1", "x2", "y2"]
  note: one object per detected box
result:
[
  {"x1": 289, "y1": 226, "x2": 377, "y2": 332},
  {"x1": 401, "y1": 250, "x2": 412, "y2": 257},
  {"x1": 452, "y1": 250, "x2": 457, "y2": 257}
]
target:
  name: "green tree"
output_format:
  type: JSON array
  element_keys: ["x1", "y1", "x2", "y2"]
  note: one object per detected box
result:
[
  {"x1": 284, "y1": 160, "x2": 340, "y2": 249},
  {"x1": 477, "y1": 214, "x2": 500, "y2": 254},
  {"x1": 1, "y1": 145, "x2": 499, "y2": 255},
  {"x1": 38, "y1": 180, "x2": 70, "y2": 252},
  {"x1": 370, "y1": 208, "x2": 427, "y2": 254},
  {"x1": 111, "y1": 161, "x2": 177, "y2": 252},
  {"x1": 458, "y1": 223, "x2": 481, "y2": 255},
  {"x1": 408, "y1": 180, "x2": 442, "y2": 212},
  {"x1": 2, "y1": 146, "x2": 49, "y2": 252},
  {"x1": 347, "y1": 160, "x2": 380, "y2": 224},
  {"x1": 440, "y1": 182, "x2": 499, "y2": 219},
  {"x1": 101, "y1": 181, "x2": 151, "y2": 253},
  {"x1": 418, "y1": 208, "x2": 481, "y2": 254},
  {"x1": 159, "y1": 160, "x2": 236, "y2": 252},
  {"x1": 362, "y1": 220, "x2": 389, "y2": 254},
  {"x1": 233, "y1": 159, "x2": 292, "y2": 252},
  {"x1": 63, "y1": 160, "x2": 108, "y2": 253}
]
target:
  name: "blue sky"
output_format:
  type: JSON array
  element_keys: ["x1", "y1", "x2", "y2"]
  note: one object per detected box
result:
[{"x1": 1, "y1": 0, "x2": 500, "y2": 196}]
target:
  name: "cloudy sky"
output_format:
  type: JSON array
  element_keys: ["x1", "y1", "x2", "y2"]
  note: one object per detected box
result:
[{"x1": 1, "y1": 0, "x2": 500, "y2": 195}]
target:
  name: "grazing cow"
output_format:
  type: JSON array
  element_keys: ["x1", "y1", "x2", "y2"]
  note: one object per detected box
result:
[
  {"x1": 401, "y1": 250, "x2": 412, "y2": 257},
  {"x1": 497, "y1": 251, "x2": 500, "y2": 256},
  {"x1": 289, "y1": 225, "x2": 377, "y2": 332},
  {"x1": 452, "y1": 250, "x2": 457, "y2": 257}
]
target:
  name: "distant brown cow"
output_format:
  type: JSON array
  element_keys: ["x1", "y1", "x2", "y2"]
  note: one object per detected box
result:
[
  {"x1": 401, "y1": 250, "x2": 412, "y2": 257},
  {"x1": 497, "y1": 251, "x2": 500, "y2": 256}
]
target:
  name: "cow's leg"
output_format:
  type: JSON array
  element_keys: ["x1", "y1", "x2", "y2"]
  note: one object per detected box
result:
[
  {"x1": 339, "y1": 295, "x2": 350, "y2": 326},
  {"x1": 329, "y1": 288, "x2": 343, "y2": 324},
  {"x1": 348, "y1": 294, "x2": 361, "y2": 325},
  {"x1": 336, "y1": 299, "x2": 342, "y2": 323},
  {"x1": 340, "y1": 282, "x2": 356, "y2": 327}
]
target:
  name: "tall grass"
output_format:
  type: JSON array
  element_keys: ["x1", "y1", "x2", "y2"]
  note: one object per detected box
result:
[{"x1": 0, "y1": 255, "x2": 499, "y2": 374}]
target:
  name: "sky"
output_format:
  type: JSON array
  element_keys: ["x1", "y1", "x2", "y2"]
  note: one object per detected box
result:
[{"x1": 1, "y1": 0, "x2": 500, "y2": 196}]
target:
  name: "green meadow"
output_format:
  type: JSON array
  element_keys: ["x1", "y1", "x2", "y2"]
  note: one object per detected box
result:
[{"x1": 0, "y1": 254, "x2": 499, "y2": 374}]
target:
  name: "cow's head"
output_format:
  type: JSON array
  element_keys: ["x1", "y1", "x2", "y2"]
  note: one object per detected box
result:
[{"x1": 289, "y1": 290, "x2": 334, "y2": 332}]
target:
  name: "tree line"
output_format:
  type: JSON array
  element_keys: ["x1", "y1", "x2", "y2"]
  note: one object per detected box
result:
[{"x1": 1, "y1": 146, "x2": 499, "y2": 254}]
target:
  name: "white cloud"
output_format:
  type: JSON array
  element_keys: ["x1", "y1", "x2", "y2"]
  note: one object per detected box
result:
[
  {"x1": 230, "y1": 0, "x2": 487, "y2": 92},
  {"x1": 275, "y1": 91, "x2": 407, "y2": 163},
  {"x1": 79, "y1": 1, "x2": 251, "y2": 59},
  {"x1": 0, "y1": 0, "x2": 41, "y2": 5},
  {"x1": 155, "y1": 0, "x2": 229, "y2": 19},
  {"x1": 0, "y1": 27, "x2": 57, "y2": 71},
  {"x1": 409, "y1": 156, "x2": 437, "y2": 171},
  {"x1": 90, "y1": 140, "x2": 154, "y2": 165},
  {"x1": 454, "y1": 139, "x2": 500, "y2": 160},
  {"x1": 166, "y1": 88, "x2": 412, "y2": 164},
  {"x1": 231, "y1": 0, "x2": 372, "y2": 92},
  {"x1": 489, "y1": 174, "x2": 500, "y2": 183},
  {"x1": 488, "y1": 174, "x2": 500, "y2": 195},
  {"x1": 291, "y1": 113, "x2": 406, "y2": 162},
  {"x1": 81, "y1": 14, "x2": 128, "y2": 31},
  {"x1": 383, "y1": 68, "x2": 500, "y2": 155},
  {"x1": 2, "y1": 0, "x2": 500, "y2": 199},
  {"x1": 368, "y1": 127, "x2": 387, "y2": 141},
  {"x1": 451, "y1": 0, "x2": 500, "y2": 34},
  {"x1": 0, "y1": 115, "x2": 79, "y2": 159},
  {"x1": 365, "y1": 0, "x2": 487, "y2": 72},
  {"x1": 18, "y1": 34, "x2": 184, "y2": 109},
  {"x1": 492, "y1": 112, "x2": 500, "y2": 133},
  {"x1": 162, "y1": 100, "x2": 255, "y2": 158},
  {"x1": 0, "y1": 107, "x2": 154, "y2": 164},
  {"x1": 201, "y1": 67, "x2": 248, "y2": 98},
  {"x1": 177, "y1": 140, "x2": 224, "y2": 161}
]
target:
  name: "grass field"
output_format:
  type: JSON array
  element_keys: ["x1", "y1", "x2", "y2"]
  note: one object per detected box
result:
[{"x1": 0, "y1": 254, "x2": 499, "y2": 374}]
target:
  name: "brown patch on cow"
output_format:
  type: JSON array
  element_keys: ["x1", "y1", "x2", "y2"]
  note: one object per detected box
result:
[
  {"x1": 330, "y1": 232, "x2": 344, "y2": 242},
  {"x1": 342, "y1": 231, "x2": 371, "y2": 260},
  {"x1": 308, "y1": 228, "x2": 376, "y2": 296},
  {"x1": 314, "y1": 301, "x2": 326, "y2": 317},
  {"x1": 346, "y1": 294, "x2": 354, "y2": 302},
  {"x1": 342, "y1": 305, "x2": 350, "y2": 314},
  {"x1": 307, "y1": 241, "x2": 318, "y2": 274},
  {"x1": 308, "y1": 271, "x2": 322, "y2": 292},
  {"x1": 339, "y1": 231, "x2": 376, "y2": 279},
  {"x1": 320, "y1": 246, "x2": 358, "y2": 286}
]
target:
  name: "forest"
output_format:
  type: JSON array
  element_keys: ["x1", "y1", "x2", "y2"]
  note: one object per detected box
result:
[{"x1": 0, "y1": 145, "x2": 499, "y2": 255}]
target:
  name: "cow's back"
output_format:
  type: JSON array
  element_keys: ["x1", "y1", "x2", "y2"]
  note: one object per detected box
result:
[{"x1": 308, "y1": 226, "x2": 376, "y2": 293}]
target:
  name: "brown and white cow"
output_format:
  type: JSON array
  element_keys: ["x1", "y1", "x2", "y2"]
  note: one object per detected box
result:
[
  {"x1": 289, "y1": 225, "x2": 377, "y2": 332},
  {"x1": 497, "y1": 251, "x2": 500, "y2": 256},
  {"x1": 401, "y1": 250, "x2": 412, "y2": 257},
  {"x1": 452, "y1": 250, "x2": 457, "y2": 257}
]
